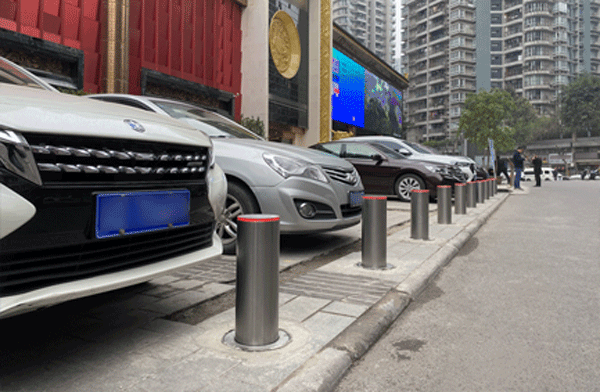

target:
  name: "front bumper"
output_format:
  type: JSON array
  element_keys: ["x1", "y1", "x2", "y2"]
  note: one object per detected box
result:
[
  {"x1": 0, "y1": 232, "x2": 222, "y2": 319},
  {"x1": 252, "y1": 176, "x2": 363, "y2": 234}
]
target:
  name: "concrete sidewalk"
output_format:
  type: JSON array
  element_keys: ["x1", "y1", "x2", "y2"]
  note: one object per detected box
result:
[{"x1": 0, "y1": 188, "x2": 511, "y2": 392}]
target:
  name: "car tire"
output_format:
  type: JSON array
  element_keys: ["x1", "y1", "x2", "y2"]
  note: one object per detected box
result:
[
  {"x1": 395, "y1": 174, "x2": 426, "y2": 202},
  {"x1": 217, "y1": 182, "x2": 260, "y2": 255}
]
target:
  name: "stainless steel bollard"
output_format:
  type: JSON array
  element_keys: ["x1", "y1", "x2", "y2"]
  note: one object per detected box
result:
[
  {"x1": 467, "y1": 181, "x2": 477, "y2": 208},
  {"x1": 235, "y1": 215, "x2": 280, "y2": 347},
  {"x1": 437, "y1": 185, "x2": 452, "y2": 224},
  {"x1": 477, "y1": 180, "x2": 485, "y2": 204},
  {"x1": 411, "y1": 189, "x2": 429, "y2": 240},
  {"x1": 361, "y1": 196, "x2": 387, "y2": 269},
  {"x1": 492, "y1": 178, "x2": 497, "y2": 196},
  {"x1": 483, "y1": 179, "x2": 490, "y2": 200},
  {"x1": 455, "y1": 183, "x2": 467, "y2": 215}
]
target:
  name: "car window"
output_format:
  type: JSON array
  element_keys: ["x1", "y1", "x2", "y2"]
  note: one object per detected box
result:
[
  {"x1": 343, "y1": 143, "x2": 380, "y2": 159},
  {"x1": 318, "y1": 143, "x2": 343, "y2": 156},
  {"x1": 377, "y1": 140, "x2": 403, "y2": 152},
  {"x1": 151, "y1": 100, "x2": 261, "y2": 140},
  {"x1": 95, "y1": 97, "x2": 153, "y2": 111},
  {"x1": 0, "y1": 57, "x2": 53, "y2": 90},
  {"x1": 404, "y1": 140, "x2": 433, "y2": 154},
  {"x1": 369, "y1": 143, "x2": 405, "y2": 159}
]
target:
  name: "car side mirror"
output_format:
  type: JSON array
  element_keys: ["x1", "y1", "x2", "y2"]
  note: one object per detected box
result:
[
  {"x1": 372, "y1": 154, "x2": 385, "y2": 162},
  {"x1": 397, "y1": 148, "x2": 411, "y2": 156}
]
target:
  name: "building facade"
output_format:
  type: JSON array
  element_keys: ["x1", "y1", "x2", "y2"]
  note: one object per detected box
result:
[
  {"x1": 402, "y1": 0, "x2": 600, "y2": 144},
  {"x1": 332, "y1": 0, "x2": 397, "y2": 66}
]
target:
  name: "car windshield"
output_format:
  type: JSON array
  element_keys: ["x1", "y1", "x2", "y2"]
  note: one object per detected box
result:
[
  {"x1": 151, "y1": 100, "x2": 262, "y2": 140},
  {"x1": 0, "y1": 57, "x2": 52, "y2": 90},
  {"x1": 404, "y1": 140, "x2": 434, "y2": 154}
]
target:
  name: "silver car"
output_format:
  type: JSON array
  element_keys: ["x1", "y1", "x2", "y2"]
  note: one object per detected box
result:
[{"x1": 88, "y1": 94, "x2": 364, "y2": 254}]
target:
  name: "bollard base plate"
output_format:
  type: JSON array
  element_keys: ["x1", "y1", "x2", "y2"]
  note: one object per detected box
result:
[
  {"x1": 222, "y1": 329, "x2": 291, "y2": 352},
  {"x1": 357, "y1": 262, "x2": 395, "y2": 270}
]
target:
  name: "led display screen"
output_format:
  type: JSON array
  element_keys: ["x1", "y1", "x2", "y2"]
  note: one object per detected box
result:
[
  {"x1": 365, "y1": 70, "x2": 403, "y2": 136},
  {"x1": 331, "y1": 48, "x2": 365, "y2": 127},
  {"x1": 332, "y1": 48, "x2": 403, "y2": 134}
]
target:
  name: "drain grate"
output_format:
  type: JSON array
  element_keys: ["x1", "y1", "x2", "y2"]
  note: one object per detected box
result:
[{"x1": 280, "y1": 270, "x2": 396, "y2": 306}]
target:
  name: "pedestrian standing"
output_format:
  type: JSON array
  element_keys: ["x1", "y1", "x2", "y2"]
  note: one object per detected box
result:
[
  {"x1": 496, "y1": 155, "x2": 511, "y2": 185},
  {"x1": 532, "y1": 155, "x2": 542, "y2": 187},
  {"x1": 512, "y1": 147, "x2": 525, "y2": 190},
  {"x1": 552, "y1": 167, "x2": 558, "y2": 181}
]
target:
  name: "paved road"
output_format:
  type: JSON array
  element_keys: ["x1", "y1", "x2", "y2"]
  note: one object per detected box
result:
[{"x1": 334, "y1": 180, "x2": 600, "y2": 391}]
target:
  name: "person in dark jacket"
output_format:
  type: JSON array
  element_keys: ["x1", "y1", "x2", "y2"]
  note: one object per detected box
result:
[
  {"x1": 512, "y1": 147, "x2": 525, "y2": 189},
  {"x1": 496, "y1": 155, "x2": 511, "y2": 185},
  {"x1": 532, "y1": 155, "x2": 543, "y2": 187}
]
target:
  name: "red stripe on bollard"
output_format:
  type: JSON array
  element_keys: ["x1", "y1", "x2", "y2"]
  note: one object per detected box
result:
[
  {"x1": 412, "y1": 189, "x2": 430, "y2": 193},
  {"x1": 238, "y1": 217, "x2": 280, "y2": 223},
  {"x1": 363, "y1": 196, "x2": 387, "y2": 200}
]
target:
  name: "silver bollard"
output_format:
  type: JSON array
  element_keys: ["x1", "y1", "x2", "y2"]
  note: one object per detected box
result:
[
  {"x1": 411, "y1": 189, "x2": 429, "y2": 240},
  {"x1": 488, "y1": 179, "x2": 494, "y2": 197},
  {"x1": 477, "y1": 180, "x2": 485, "y2": 204},
  {"x1": 483, "y1": 179, "x2": 490, "y2": 200},
  {"x1": 467, "y1": 181, "x2": 477, "y2": 208},
  {"x1": 492, "y1": 178, "x2": 497, "y2": 196},
  {"x1": 361, "y1": 196, "x2": 387, "y2": 269},
  {"x1": 437, "y1": 185, "x2": 452, "y2": 224},
  {"x1": 235, "y1": 214, "x2": 280, "y2": 347},
  {"x1": 455, "y1": 183, "x2": 467, "y2": 215}
]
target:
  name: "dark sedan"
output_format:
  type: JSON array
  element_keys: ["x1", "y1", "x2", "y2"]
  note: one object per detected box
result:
[{"x1": 311, "y1": 141, "x2": 467, "y2": 202}]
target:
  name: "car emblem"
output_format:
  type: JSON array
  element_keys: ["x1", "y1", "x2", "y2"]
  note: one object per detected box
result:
[{"x1": 124, "y1": 119, "x2": 145, "y2": 133}]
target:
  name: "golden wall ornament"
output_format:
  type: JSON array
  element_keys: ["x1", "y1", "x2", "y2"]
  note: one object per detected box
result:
[
  {"x1": 320, "y1": 0, "x2": 332, "y2": 143},
  {"x1": 269, "y1": 10, "x2": 301, "y2": 79}
]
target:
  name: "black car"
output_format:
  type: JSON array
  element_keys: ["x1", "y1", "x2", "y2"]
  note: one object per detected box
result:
[{"x1": 311, "y1": 141, "x2": 467, "y2": 202}]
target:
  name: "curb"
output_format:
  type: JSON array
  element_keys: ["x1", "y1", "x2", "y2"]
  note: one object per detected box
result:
[{"x1": 274, "y1": 193, "x2": 509, "y2": 392}]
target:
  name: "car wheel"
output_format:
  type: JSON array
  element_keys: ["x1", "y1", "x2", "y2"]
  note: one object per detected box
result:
[
  {"x1": 217, "y1": 182, "x2": 260, "y2": 255},
  {"x1": 395, "y1": 174, "x2": 426, "y2": 202}
]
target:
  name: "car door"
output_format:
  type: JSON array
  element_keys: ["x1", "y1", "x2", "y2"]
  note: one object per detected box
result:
[{"x1": 341, "y1": 143, "x2": 397, "y2": 194}]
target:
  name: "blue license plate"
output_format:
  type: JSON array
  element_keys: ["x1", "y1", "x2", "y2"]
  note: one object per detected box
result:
[
  {"x1": 95, "y1": 190, "x2": 190, "y2": 239},
  {"x1": 349, "y1": 191, "x2": 364, "y2": 207}
]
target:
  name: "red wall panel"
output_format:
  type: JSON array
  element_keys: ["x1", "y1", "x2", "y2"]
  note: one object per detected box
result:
[
  {"x1": 0, "y1": 0, "x2": 103, "y2": 93},
  {"x1": 0, "y1": 0, "x2": 243, "y2": 115},
  {"x1": 129, "y1": 0, "x2": 243, "y2": 119}
]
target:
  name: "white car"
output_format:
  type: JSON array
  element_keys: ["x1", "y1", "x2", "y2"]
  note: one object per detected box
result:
[
  {"x1": 522, "y1": 167, "x2": 555, "y2": 182},
  {"x1": 0, "y1": 57, "x2": 226, "y2": 318},
  {"x1": 341, "y1": 135, "x2": 476, "y2": 181},
  {"x1": 87, "y1": 94, "x2": 365, "y2": 255}
]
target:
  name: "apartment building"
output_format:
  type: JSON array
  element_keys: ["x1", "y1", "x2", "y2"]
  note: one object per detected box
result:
[
  {"x1": 332, "y1": 0, "x2": 398, "y2": 66},
  {"x1": 402, "y1": 0, "x2": 600, "y2": 144}
]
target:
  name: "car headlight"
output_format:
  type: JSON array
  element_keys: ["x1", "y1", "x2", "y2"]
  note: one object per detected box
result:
[
  {"x1": 0, "y1": 129, "x2": 42, "y2": 186},
  {"x1": 263, "y1": 153, "x2": 329, "y2": 183},
  {"x1": 424, "y1": 164, "x2": 451, "y2": 176},
  {"x1": 208, "y1": 146, "x2": 216, "y2": 168}
]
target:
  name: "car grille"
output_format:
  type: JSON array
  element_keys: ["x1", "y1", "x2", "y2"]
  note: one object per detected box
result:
[
  {"x1": 23, "y1": 133, "x2": 210, "y2": 185},
  {"x1": 449, "y1": 166, "x2": 468, "y2": 182},
  {"x1": 0, "y1": 223, "x2": 214, "y2": 296},
  {"x1": 322, "y1": 166, "x2": 359, "y2": 185}
]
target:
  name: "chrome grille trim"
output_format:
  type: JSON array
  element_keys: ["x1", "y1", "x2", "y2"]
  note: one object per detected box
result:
[
  {"x1": 322, "y1": 166, "x2": 359, "y2": 185},
  {"x1": 24, "y1": 133, "x2": 210, "y2": 184}
]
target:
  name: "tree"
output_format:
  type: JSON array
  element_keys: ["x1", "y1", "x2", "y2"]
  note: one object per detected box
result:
[
  {"x1": 459, "y1": 88, "x2": 516, "y2": 153},
  {"x1": 505, "y1": 89, "x2": 538, "y2": 146},
  {"x1": 560, "y1": 73, "x2": 600, "y2": 138},
  {"x1": 238, "y1": 115, "x2": 265, "y2": 137}
]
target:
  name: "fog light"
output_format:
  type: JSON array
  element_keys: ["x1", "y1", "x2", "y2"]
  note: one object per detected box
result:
[{"x1": 298, "y1": 202, "x2": 317, "y2": 218}]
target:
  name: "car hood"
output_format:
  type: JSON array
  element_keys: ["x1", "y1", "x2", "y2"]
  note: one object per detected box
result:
[
  {"x1": 410, "y1": 152, "x2": 473, "y2": 166},
  {"x1": 0, "y1": 85, "x2": 211, "y2": 147},
  {"x1": 214, "y1": 138, "x2": 356, "y2": 170}
]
